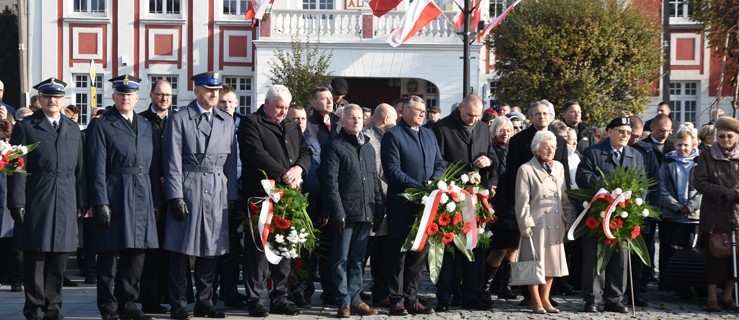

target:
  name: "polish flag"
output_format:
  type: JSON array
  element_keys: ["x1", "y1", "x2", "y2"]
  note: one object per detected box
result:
[
  {"x1": 475, "y1": 0, "x2": 521, "y2": 42},
  {"x1": 244, "y1": 0, "x2": 272, "y2": 22},
  {"x1": 365, "y1": 0, "x2": 403, "y2": 17},
  {"x1": 452, "y1": 0, "x2": 482, "y2": 31},
  {"x1": 386, "y1": 0, "x2": 443, "y2": 47}
]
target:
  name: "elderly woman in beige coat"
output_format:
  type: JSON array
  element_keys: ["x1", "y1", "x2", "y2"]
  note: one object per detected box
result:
[{"x1": 515, "y1": 131, "x2": 575, "y2": 314}]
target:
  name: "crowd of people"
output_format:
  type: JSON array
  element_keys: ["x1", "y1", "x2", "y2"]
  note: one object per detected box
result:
[{"x1": 0, "y1": 74, "x2": 738, "y2": 320}]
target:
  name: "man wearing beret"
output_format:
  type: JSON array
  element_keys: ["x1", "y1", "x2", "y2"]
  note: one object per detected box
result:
[
  {"x1": 162, "y1": 72, "x2": 238, "y2": 319},
  {"x1": 8, "y1": 77, "x2": 86, "y2": 320},
  {"x1": 87, "y1": 75, "x2": 161, "y2": 320},
  {"x1": 576, "y1": 116, "x2": 646, "y2": 314}
]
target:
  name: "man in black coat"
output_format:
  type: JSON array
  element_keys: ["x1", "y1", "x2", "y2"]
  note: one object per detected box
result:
[
  {"x1": 8, "y1": 78, "x2": 86, "y2": 320},
  {"x1": 320, "y1": 104, "x2": 383, "y2": 318},
  {"x1": 430, "y1": 94, "x2": 497, "y2": 311},
  {"x1": 238, "y1": 85, "x2": 311, "y2": 316},
  {"x1": 561, "y1": 100, "x2": 595, "y2": 154}
]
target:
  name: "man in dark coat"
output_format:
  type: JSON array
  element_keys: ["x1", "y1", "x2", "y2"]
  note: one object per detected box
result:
[
  {"x1": 430, "y1": 94, "x2": 497, "y2": 311},
  {"x1": 8, "y1": 78, "x2": 86, "y2": 320},
  {"x1": 162, "y1": 72, "x2": 238, "y2": 319},
  {"x1": 561, "y1": 100, "x2": 595, "y2": 154},
  {"x1": 238, "y1": 85, "x2": 311, "y2": 316},
  {"x1": 137, "y1": 78, "x2": 181, "y2": 313},
  {"x1": 87, "y1": 75, "x2": 161, "y2": 320},
  {"x1": 304, "y1": 86, "x2": 340, "y2": 304},
  {"x1": 381, "y1": 95, "x2": 445, "y2": 316},
  {"x1": 321, "y1": 104, "x2": 383, "y2": 318},
  {"x1": 576, "y1": 117, "x2": 646, "y2": 314}
]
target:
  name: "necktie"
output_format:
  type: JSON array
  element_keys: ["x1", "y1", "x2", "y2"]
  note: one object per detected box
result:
[
  {"x1": 613, "y1": 150, "x2": 621, "y2": 164},
  {"x1": 52, "y1": 121, "x2": 58, "y2": 131},
  {"x1": 203, "y1": 112, "x2": 212, "y2": 125},
  {"x1": 127, "y1": 117, "x2": 133, "y2": 127},
  {"x1": 544, "y1": 162, "x2": 552, "y2": 175}
]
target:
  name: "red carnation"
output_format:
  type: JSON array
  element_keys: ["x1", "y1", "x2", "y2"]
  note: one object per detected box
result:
[
  {"x1": 438, "y1": 213, "x2": 451, "y2": 227},
  {"x1": 294, "y1": 258, "x2": 304, "y2": 269},
  {"x1": 426, "y1": 222, "x2": 440, "y2": 236},
  {"x1": 2, "y1": 151, "x2": 9, "y2": 163},
  {"x1": 453, "y1": 213, "x2": 463, "y2": 225},
  {"x1": 16, "y1": 157, "x2": 24, "y2": 169},
  {"x1": 441, "y1": 232, "x2": 455, "y2": 244},
  {"x1": 605, "y1": 238, "x2": 618, "y2": 246},
  {"x1": 462, "y1": 221, "x2": 472, "y2": 234},
  {"x1": 585, "y1": 217, "x2": 600, "y2": 229},
  {"x1": 631, "y1": 226, "x2": 641, "y2": 239},
  {"x1": 274, "y1": 217, "x2": 291, "y2": 229},
  {"x1": 0, "y1": 160, "x2": 5, "y2": 170},
  {"x1": 609, "y1": 218, "x2": 624, "y2": 230}
]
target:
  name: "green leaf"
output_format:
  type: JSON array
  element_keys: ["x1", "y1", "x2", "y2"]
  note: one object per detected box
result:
[
  {"x1": 427, "y1": 244, "x2": 444, "y2": 284},
  {"x1": 627, "y1": 235, "x2": 651, "y2": 267},
  {"x1": 452, "y1": 234, "x2": 475, "y2": 262},
  {"x1": 596, "y1": 241, "x2": 614, "y2": 275},
  {"x1": 566, "y1": 188, "x2": 597, "y2": 202}
]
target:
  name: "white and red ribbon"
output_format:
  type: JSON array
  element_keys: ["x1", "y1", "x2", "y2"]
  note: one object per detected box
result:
[
  {"x1": 410, "y1": 189, "x2": 443, "y2": 251},
  {"x1": 602, "y1": 191, "x2": 631, "y2": 240},
  {"x1": 567, "y1": 188, "x2": 631, "y2": 241},
  {"x1": 410, "y1": 185, "x2": 483, "y2": 252},
  {"x1": 258, "y1": 179, "x2": 285, "y2": 264},
  {"x1": 461, "y1": 189, "x2": 478, "y2": 249}
]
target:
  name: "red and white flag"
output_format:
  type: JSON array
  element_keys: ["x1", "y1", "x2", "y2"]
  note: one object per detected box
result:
[
  {"x1": 475, "y1": 0, "x2": 521, "y2": 42},
  {"x1": 365, "y1": 0, "x2": 403, "y2": 17},
  {"x1": 452, "y1": 0, "x2": 482, "y2": 31},
  {"x1": 386, "y1": 0, "x2": 443, "y2": 47},
  {"x1": 244, "y1": 0, "x2": 272, "y2": 22}
]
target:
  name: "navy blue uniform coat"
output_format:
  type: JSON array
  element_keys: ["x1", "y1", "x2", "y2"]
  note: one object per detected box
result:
[
  {"x1": 381, "y1": 118, "x2": 445, "y2": 239},
  {"x1": 8, "y1": 111, "x2": 85, "y2": 252},
  {"x1": 162, "y1": 101, "x2": 238, "y2": 257},
  {"x1": 86, "y1": 110, "x2": 161, "y2": 253}
]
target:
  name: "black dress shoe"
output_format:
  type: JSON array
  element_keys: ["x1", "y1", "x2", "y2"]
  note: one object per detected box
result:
[
  {"x1": 10, "y1": 282, "x2": 23, "y2": 292},
  {"x1": 604, "y1": 302, "x2": 629, "y2": 313},
  {"x1": 141, "y1": 304, "x2": 168, "y2": 314},
  {"x1": 101, "y1": 314, "x2": 120, "y2": 320},
  {"x1": 247, "y1": 304, "x2": 269, "y2": 317},
  {"x1": 435, "y1": 302, "x2": 450, "y2": 312},
  {"x1": 193, "y1": 306, "x2": 226, "y2": 318},
  {"x1": 583, "y1": 302, "x2": 599, "y2": 313},
  {"x1": 388, "y1": 302, "x2": 408, "y2": 316},
  {"x1": 62, "y1": 276, "x2": 78, "y2": 287},
  {"x1": 405, "y1": 302, "x2": 434, "y2": 315},
  {"x1": 270, "y1": 301, "x2": 300, "y2": 316},
  {"x1": 169, "y1": 306, "x2": 190, "y2": 319},
  {"x1": 119, "y1": 310, "x2": 154, "y2": 320}
]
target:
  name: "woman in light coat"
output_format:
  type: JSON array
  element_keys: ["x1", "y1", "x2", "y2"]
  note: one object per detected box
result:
[{"x1": 515, "y1": 131, "x2": 575, "y2": 314}]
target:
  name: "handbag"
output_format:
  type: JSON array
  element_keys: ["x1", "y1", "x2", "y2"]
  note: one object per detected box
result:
[
  {"x1": 708, "y1": 232, "x2": 737, "y2": 258},
  {"x1": 509, "y1": 236, "x2": 546, "y2": 286}
]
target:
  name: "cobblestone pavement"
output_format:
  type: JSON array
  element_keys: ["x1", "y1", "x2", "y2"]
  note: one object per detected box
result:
[{"x1": 1, "y1": 267, "x2": 738, "y2": 320}]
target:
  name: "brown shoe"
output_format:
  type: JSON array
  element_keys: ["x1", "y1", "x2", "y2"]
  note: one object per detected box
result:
[
  {"x1": 722, "y1": 299, "x2": 738, "y2": 312},
  {"x1": 707, "y1": 300, "x2": 720, "y2": 312},
  {"x1": 405, "y1": 302, "x2": 434, "y2": 315},
  {"x1": 350, "y1": 301, "x2": 378, "y2": 316},
  {"x1": 388, "y1": 302, "x2": 408, "y2": 316},
  {"x1": 337, "y1": 304, "x2": 350, "y2": 318}
]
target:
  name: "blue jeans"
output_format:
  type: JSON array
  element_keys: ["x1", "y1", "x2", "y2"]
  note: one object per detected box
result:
[{"x1": 331, "y1": 222, "x2": 371, "y2": 305}]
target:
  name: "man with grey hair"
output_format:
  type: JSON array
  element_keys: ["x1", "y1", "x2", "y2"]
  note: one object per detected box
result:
[{"x1": 239, "y1": 84, "x2": 311, "y2": 316}]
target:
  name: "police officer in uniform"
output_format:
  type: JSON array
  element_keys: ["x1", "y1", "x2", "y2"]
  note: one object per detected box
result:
[
  {"x1": 162, "y1": 72, "x2": 237, "y2": 319},
  {"x1": 87, "y1": 75, "x2": 161, "y2": 320},
  {"x1": 8, "y1": 78, "x2": 86, "y2": 320}
]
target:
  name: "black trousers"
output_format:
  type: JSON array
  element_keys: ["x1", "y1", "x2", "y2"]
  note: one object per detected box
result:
[
  {"x1": 0, "y1": 237, "x2": 22, "y2": 284},
  {"x1": 581, "y1": 236, "x2": 627, "y2": 305},
  {"x1": 169, "y1": 252, "x2": 217, "y2": 309},
  {"x1": 139, "y1": 214, "x2": 173, "y2": 306},
  {"x1": 22, "y1": 251, "x2": 68, "y2": 320},
  {"x1": 370, "y1": 235, "x2": 391, "y2": 302},
  {"x1": 81, "y1": 217, "x2": 98, "y2": 276},
  {"x1": 242, "y1": 230, "x2": 291, "y2": 306},
  {"x1": 387, "y1": 237, "x2": 428, "y2": 305},
  {"x1": 97, "y1": 249, "x2": 146, "y2": 316},
  {"x1": 436, "y1": 249, "x2": 480, "y2": 304}
]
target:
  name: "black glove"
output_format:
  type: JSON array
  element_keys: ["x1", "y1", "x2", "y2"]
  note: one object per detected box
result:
[
  {"x1": 372, "y1": 215, "x2": 385, "y2": 233},
  {"x1": 721, "y1": 189, "x2": 738, "y2": 204},
  {"x1": 9, "y1": 207, "x2": 25, "y2": 225},
  {"x1": 77, "y1": 208, "x2": 87, "y2": 221},
  {"x1": 94, "y1": 205, "x2": 111, "y2": 227},
  {"x1": 154, "y1": 205, "x2": 166, "y2": 221},
  {"x1": 169, "y1": 198, "x2": 189, "y2": 221},
  {"x1": 335, "y1": 218, "x2": 345, "y2": 234}
]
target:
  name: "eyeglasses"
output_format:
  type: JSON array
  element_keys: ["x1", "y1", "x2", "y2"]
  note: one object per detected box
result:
[
  {"x1": 718, "y1": 134, "x2": 736, "y2": 139},
  {"x1": 152, "y1": 93, "x2": 172, "y2": 98},
  {"x1": 513, "y1": 126, "x2": 524, "y2": 130}
]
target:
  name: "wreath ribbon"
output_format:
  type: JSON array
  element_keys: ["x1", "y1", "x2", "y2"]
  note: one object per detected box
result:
[
  {"x1": 258, "y1": 179, "x2": 285, "y2": 264},
  {"x1": 410, "y1": 189, "x2": 443, "y2": 252},
  {"x1": 567, "y1": 188, "x2": 631, "y2": 241}
]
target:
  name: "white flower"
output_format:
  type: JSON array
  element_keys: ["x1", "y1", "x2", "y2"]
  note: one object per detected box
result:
[
  {"x1": 275, "y1": 234, "x2": 285, "y2": 244},
  {"x1": 421, "y1": 195, "x2": 429, "y2": 205},
  {"x1": 582, "y1": 201, "x2": 589, "y2": 208},
  {"x1": 427, "y1": 180, "x2": 433, "y2": 185},
  {"x1": 641, "y1": 209, "x2": 650, "y2": 217},
  {"x1": 620, "y1": 211, "x2": 629, "y2": 219},
  {"x1": 634, "y1": 198, "x2": 644, "y2": 206},
  {"x1": 288, "y1": 248, "x2": 298, "y2": 259},
  {"x1": 458, "y1": 193, "x2": 466, "y2": 202},
  {"x1": 613, "y1": 188, "x2": 623, "y2": 196},
  {"x1": 446, "y1": 202, "x2": 456, "y2": 213},
  {"x1": 600, "y1": 211, "x2": 606, "y2": 218},
  {"x1": 486, "y1": 231, "x2": 494, "y2": 238},
  {"x1": 479, "y1": 228, "x2": 485, "y2": 234},
  {"x1": 287, "y1": 229, "x2": 301, "y2": 243},
  {"x1": 17, "y1": 145, "x2": 28, "y2": 155},
  {"x1": 461, "y1": 174, "x2": 469, "y2": 184},
  {"x1": 440, "y1": 193, "x2": 449, "y2": 204},
  {"x1": 279, "y1": 246, "x2": 288, "y2": 252},
  {"x1": 437, "y1": 180, "x2": 448, "y2": 190},
  {"x1": 450, "y1": 181, "x2": 457, "y2": 187}
]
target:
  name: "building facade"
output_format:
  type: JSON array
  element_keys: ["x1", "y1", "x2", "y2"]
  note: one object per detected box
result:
[{"x1": 23, "y1": 0, "x2": 735, "y2": 126}]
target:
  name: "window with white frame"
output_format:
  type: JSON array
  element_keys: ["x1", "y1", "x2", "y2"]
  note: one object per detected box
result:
[
  {"x1": 668, "y1": 0, "x2": 691, "y2": 19},
  {"x1": 303, "y1": 0, "x2": 333, "y2": 10},
  {"x1": 150, "y1": 75, "x2": 179, "y2": 110},
  {"x1": 223, "y1": 76, "x2": 253, "y2": 114},
  {"x1": 489, "y1": 0, "x2": 509, "y2": 17},
  {"x1": 488, "y1": 79, "x2": 499, "y2": 107},
  {"x1": 669, "y1": 81, "x2": 698, "y2": 125},
  {"x1": 74, "y1": 0, "x2": 106, "y2": 13},
  {"x1": 223, "y1": 0, "x2": 249, "y2": 15},
  {"x1": 149, "y1": 0, "x2": 181, "y2": 15},
  {"x1": 73, "y1": 74, "x2": 103, "y2": 126}
]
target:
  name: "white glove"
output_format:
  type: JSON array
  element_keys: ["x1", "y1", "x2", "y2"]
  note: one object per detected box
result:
[{"x1": 521, "y1": 227, "x2": 533, "y2": 238}]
